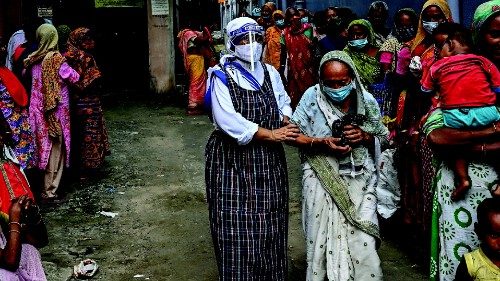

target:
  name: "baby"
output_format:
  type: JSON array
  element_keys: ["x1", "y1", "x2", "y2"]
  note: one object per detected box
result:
[
  {"x1": 421, "y1": 23, "x2": 500, "y2": 201},
  {"x1": 455, "y1": 197, "x2": 500, "y2": 280}
]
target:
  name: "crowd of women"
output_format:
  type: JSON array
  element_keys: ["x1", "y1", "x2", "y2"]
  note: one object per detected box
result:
[
  {"x1": 1, "y1": 20, "x2": 110, "y2": 202},
  {"x1": 204, "y1": 0, "x2": 500, "y2": 280},
  {"x1": 0, "y1": 19, "x2": 110, "y2": 279}
]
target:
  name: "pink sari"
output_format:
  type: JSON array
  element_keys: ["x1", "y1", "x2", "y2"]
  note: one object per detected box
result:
[
  {"x1": 0, "y1": 229, "x2": 47, "y2": 281},
  {"x1": 29, "y1": 62, "x2": 79, "y2": 170},
  {"x1": 177, "y1": 29, "x2": 207, "y2": 112}
]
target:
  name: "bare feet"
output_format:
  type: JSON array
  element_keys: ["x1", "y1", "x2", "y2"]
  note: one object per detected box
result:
[{"x1": 451, "y1": 177, "x2": 472, "y2": 202}]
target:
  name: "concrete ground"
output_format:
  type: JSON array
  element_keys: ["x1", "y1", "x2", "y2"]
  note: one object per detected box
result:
[{"x1": 39, "y1": 102, "x2": 427, "y2": 280}]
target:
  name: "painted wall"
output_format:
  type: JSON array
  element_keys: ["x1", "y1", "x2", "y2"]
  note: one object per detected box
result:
[{"x1": 147, "y1": 0, "x2": 175, "y2": 94}]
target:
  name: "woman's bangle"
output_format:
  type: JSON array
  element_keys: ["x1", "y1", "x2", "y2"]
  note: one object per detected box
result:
[
  {"x1": 310, "y1": 138, "x2": 315, "y2": 148},
  {"x1": 482, "y1": 143, "x2": 487, "y2": 158},
  {"x1": 493, "y1": 123, "x2": 498, "y2": 133},
  {"x1": 9, "y1": 221, "x2": 22, "y2": 228},
  {"x1": 8, "y1": 229, "x2": 21, "y2": 235}
]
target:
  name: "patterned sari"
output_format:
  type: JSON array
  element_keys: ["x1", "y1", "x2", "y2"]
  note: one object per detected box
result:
[
  {"x1": 0, "y1": 68, "x2": 35, "y2": 169},
  {"x1": 65, "y1": 28, "x2": 110, "y2": 171},
  {"x1": 423, "y1": 109, "x2": 498, "y2": 281},
  {"x1": 282, "y1": 26, "x2": 316, "y2": 108},
  {"x1": 426, "y1": 3, "x2": 500, "y2": 280}
]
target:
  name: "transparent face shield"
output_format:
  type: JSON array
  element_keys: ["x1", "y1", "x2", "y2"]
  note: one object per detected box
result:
[{"x1": 229, "y1": 24, "x2": 264, "y2": 71}]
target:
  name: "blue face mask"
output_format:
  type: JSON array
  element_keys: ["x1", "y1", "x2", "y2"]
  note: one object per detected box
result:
[
  {"x1": 275, "y1": 19, "x2": 285, "y2": 28},
  {"x1": 301, "y1": 17, "x2": 309, "y2": 24},
  {"x1": 348, "y1": 38, "x2": 368, "y2": 49},
  {"x1": 322, "y1": 82, "x2": 353, "y2": 103},
  {"x1": 422, "y1": 21, "x2": 439, "y2": 34}
]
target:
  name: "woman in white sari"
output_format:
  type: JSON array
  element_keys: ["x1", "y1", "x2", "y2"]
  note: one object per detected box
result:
[{"x1": 290, "y1": 50, "x2": 388, "y2": 281}]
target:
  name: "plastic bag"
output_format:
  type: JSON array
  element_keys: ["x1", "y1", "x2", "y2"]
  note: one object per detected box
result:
[{"x1": 73, "y1": 259, "x2": 99, "y2": 279}]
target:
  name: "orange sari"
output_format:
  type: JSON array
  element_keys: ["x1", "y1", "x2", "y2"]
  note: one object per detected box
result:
[{"x1": 263, "y1": 26, "x2": 282, "y2": 70}]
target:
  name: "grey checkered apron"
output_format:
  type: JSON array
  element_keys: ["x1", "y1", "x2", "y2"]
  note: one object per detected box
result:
[{"x1": 205, "y1": 63, "x2": 289, "y2": 280}]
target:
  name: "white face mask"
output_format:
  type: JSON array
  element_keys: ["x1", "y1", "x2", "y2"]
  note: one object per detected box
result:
[
  {"x1": 234, "y1": 42, "x2": 263, "y2": 66},
  {"x1": 422, "y1": 21, "x2": 439, "y2": 34}
]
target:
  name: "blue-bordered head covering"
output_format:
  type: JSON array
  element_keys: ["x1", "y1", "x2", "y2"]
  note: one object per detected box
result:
[{"x1": 226, "y1": 17, "x2": 264, "y2": 50}]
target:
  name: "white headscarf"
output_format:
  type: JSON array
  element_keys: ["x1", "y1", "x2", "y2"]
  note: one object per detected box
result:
[{"x1": 225, "y1": 17, "x2": 264, "y2": 70}]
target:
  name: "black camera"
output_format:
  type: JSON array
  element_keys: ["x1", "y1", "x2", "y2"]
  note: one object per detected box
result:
[{"x1": 331, "y1": 114, "x2": 367, "y2": 146}]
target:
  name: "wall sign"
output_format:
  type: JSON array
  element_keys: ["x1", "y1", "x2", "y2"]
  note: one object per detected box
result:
[
  {"x1": 37, "y1": 7, "x2": 53, "y2": 17},
  {"x1": 151, "y1": 0, "x2": 169, "y2": 15}
]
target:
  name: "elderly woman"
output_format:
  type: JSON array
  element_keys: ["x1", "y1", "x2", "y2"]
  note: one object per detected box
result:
[
  {"x1": 343, "y1": 19, "x2": 382, "y2": 89},
  {"x1": 205, "y1": 17, "x2": 298, "y2": 280},
  {"x1": 426, "y1": 2, "x2": 500, "y2": 280},
  {"x1": 290, "y1": 51, "x2": 388, "y2": 280}
]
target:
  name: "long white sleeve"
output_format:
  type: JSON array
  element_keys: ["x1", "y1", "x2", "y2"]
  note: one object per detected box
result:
[
  {"x1": 267, "y1": 65, "x2": 293, "y2": 118},
  {"x1": 208, "y1": 56, "x2": 293, "y2": 145},
  {"x1": 210, "y1": 76, "x2": 259, "y2": 145}
]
